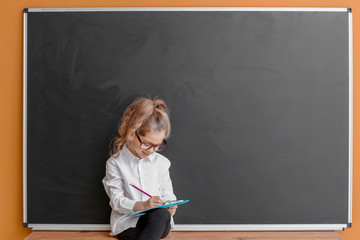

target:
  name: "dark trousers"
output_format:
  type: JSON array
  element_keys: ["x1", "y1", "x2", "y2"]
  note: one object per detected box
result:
[{"x1": 117, "y1": 208, "x2": 171, "y2": 240}]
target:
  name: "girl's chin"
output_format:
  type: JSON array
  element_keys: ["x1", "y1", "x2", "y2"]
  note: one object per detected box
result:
[{"x1": 140, "y1": 151, "x2": 150, "y2": 158}]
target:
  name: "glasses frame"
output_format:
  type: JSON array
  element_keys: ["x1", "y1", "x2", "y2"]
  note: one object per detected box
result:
[{"x1": 135, "y1": 132, "x2": 167, "y2": 152}]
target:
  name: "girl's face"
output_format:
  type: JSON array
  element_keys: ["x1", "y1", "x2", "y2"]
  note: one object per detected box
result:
[{"x1": 128, "y1": 130, "x2": 166, "y2": 159}]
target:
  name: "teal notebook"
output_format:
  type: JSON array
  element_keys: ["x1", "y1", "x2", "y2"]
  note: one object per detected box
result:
[{"x1": 126, "y1": 200, "x2": 190, "y2": 218}]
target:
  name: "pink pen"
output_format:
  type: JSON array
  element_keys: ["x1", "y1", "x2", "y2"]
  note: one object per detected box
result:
[{"x1": 130, "y1": 184, "x2": 152, "y2": 197}]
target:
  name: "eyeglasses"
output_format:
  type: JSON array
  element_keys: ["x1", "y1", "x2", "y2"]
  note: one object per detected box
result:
[{"x1": 135, "y1": 132, "x2": 167, "y2": 152}]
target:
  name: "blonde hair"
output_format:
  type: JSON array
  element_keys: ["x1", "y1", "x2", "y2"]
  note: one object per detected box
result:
[{"x1": 110, "y1": 97, "x2": 171, "y2": 157}]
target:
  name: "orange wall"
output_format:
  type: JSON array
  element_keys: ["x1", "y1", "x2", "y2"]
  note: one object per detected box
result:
[{"x1": 0, "y1": 1, "x2": 358, "y2": 239}]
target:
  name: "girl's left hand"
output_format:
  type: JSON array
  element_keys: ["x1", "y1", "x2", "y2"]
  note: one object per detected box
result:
[{"x1": 164, "y1": 200, "x2": 178, "y2": 216}]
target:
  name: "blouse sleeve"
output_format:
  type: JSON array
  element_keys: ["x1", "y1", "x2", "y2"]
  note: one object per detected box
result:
[
  {"x1": 160, "y1": 160, "x2": 177, "y2": 202},
  {"x1": 102, "y1": 158, "x2": 136, "y2": 215}
]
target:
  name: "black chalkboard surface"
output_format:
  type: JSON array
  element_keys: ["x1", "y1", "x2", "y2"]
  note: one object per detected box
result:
[{"x1": 24, "y1": 8, "x2": 352, "y2": 230}]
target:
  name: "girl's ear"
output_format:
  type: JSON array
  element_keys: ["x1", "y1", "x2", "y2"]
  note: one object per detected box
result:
[
  {"x1": 126, "y1": 131, "x2": 137, "y2": 145},
  {"x1": 124, "y1": 138, "x2": 133, "y2": 150}
]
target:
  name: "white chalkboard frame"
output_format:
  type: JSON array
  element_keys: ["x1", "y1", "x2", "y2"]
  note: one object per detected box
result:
[{"x1": 23, "y1": 7, "x2": 353, "y2": 231}]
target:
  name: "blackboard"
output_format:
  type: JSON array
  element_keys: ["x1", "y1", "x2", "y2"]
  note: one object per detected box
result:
[{"x1": 24, "y1": 8, "x2": 352, "y2": 230}]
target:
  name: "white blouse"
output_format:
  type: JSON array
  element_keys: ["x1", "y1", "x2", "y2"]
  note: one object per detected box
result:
[{"x1": 102, "y1": 144, "x2": 177, "y2": 236}]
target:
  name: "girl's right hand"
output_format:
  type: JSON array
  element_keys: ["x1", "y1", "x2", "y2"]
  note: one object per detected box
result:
[
  {"x1": 144, "y1": 196, "x2": 164, "y2": 209},
  {"x1": 133, "y1": 196, "x2": 164, "y2": 212}
]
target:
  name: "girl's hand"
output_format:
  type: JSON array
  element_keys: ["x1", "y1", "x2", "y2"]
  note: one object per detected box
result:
[
  {"x1": 145, "y1": 196, "x2": 164, "y2": 209},
  {"x1": 133, "y1": 196, "x2": 164, "y2": 212},
  {"x1": 165, "y1": 200, "x2": 178, "y2": 216}
]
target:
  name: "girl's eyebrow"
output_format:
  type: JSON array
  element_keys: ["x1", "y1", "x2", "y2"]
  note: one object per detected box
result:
[{"x1": 142, "y1": 138, "x2": 163, "y2": 145}]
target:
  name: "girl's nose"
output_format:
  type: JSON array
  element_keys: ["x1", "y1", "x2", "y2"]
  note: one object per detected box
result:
[{"x1": 147, "y1": 148, "x2": 155, "y2": 154}]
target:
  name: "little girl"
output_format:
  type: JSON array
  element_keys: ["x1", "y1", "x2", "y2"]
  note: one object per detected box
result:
[{"x1": 102, "y1": 97, "x2": 177, "y2": 240}]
